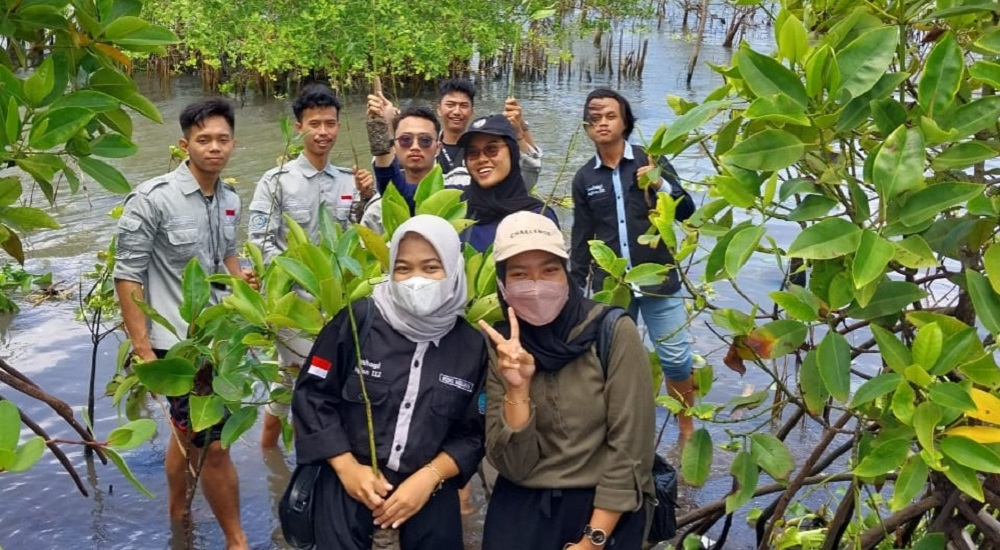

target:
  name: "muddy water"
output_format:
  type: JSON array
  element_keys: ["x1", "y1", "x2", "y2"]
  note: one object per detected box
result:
[{"x1": 0, "y1": 19, "x2": 818, "y2": 550}]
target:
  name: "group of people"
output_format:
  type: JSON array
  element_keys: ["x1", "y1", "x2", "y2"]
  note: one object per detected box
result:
[{"x1": 112, "y1": 78, "x2": 696, "y2": 549}]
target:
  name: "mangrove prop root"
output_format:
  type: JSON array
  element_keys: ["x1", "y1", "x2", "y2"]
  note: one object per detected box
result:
[
  {"x1": 852, "y1": 492, "x2": 945, "y2": 550},
  {"x1": 956, "y1": 498, "x2": 1000, "y2": 545},
  {"x1": 758, "y1": 412, "x2": 852, "y2": 549},
  {"x1": 774, "y1": 403, "x2": 805, "y2": 441},
  {"x1": 0, "y1": 362, "x2": 107, "y2": 464},
  {"x1": 0, "y1": 395, "x2": 89, "y2": 497}
]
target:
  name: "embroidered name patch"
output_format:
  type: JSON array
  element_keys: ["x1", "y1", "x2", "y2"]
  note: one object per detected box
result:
[
  {"x1": 586, "y1": 184, "x2": 606, "y2": 197},
  {"x1": 307, "y1": 356, "x2": 332, "y2": 379},
  {"x1": 439, "y1": 374, "x2": 474, "y2": 393}
]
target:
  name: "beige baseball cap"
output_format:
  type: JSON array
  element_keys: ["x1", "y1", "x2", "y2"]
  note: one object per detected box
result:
[{"x1": 494, "y1": 211, "x2": 569, "y2": 262}]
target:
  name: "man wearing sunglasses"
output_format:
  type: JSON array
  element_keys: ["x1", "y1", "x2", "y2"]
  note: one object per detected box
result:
[{"x1": 364, "y1": 102, "x2": 443, "y2": 217}]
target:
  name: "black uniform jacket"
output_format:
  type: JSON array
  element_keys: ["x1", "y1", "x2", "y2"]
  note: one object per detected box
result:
[{"x1": 293, "y1": 301, "x2": 488, "y2": 484}]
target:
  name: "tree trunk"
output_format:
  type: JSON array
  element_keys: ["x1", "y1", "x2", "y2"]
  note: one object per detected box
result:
[{"x1": 686, "y1": 0, "x2": 710, "y2": 86}]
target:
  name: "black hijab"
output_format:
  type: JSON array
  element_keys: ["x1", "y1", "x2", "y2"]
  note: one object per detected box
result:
[
  {"x1": 463, "y1": 125, "x2": 545, "y2": 225},
  {"x1": 494, "y1": 260, "x2": 605, "y2": 372}
]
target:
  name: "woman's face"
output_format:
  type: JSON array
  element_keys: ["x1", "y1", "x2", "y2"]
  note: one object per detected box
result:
[
  {"x1": 465, "y1": 133, "x2": 511, "y2": 190},
  {"x1": 504, "y1": 250, "x2": 568, "y2": 286},
  {"x1": 393, "y1": 233, "x2": 446, "y2": 282}
]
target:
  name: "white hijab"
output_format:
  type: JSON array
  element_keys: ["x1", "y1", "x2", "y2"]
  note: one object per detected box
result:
[{"x1": 373, "y1": 215, "x2": 467, "y2": 344}]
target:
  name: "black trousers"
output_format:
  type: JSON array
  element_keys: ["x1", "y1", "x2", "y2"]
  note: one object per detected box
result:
[
  {"x1": 312, "y1": 466, "x2": 464, "y2": 550},
  {"x1": 482, "y1": 476, "x2": 647, "y2": 550}
]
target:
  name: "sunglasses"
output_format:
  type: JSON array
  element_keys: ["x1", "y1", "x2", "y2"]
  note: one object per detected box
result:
[
  {"x1": 465, "y1": 142, "x2": 506, "y2": 161},
  {"x1": 395, "y1": 134, "x2": 437, "y2": 149}
]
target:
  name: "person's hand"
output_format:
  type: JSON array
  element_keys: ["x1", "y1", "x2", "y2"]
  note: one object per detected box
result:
[
  {"x1": 479, "y1": 307, "x2": 536, "y2": 390},
  {"x1": 132, "y1": 346, "x2": 157, "y2": 364},
  {"x1": 354, "y1": 166, "x2": 374, "y2": 199},
  {"x1": 371, "y1": 467, "x2": 439, "y2": 529},
  {"x1": 503, "y1": 98, "x2": 526, "y2": 135},
  {"x1": 636, "y1": 154, "x2": 663, "y2": 191},
  {"x1": 562, "y1": 542, "x2": 597, "y2": 550},
  {"x1": 333, "y1": 460, "x2": 394, "y2": 511},
  {"x1": 367, "y1": 92, "x2": 396, "y2": 121},
  {"x1": 242, "y1": 268, "x2": 259, "y2": 291}
]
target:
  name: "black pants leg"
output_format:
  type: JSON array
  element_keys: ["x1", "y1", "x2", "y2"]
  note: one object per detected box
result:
[
  {"x1": 313, "y1": 466, "x2": 375, "y2": 550},
  {"x1": 483, "y1": 476, "x2": 647, "y2": 550},
  {"x1": 399, "y1": 479, "x2": 464, "y2": 550}
]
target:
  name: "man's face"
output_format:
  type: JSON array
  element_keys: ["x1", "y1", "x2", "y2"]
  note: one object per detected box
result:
[
  {"x1": 395, "y1": 116, "x2": 440, "y2": 175},
  {"x1": 296, "y1": 106, "x2": 339, "y2": 158},
  {"x1": 180, "y1": 115, "x2": 235, "y2": 177},
  {"x1": 584, "y1": 97, "x2": 626, "y2": 146},
  {"x1": 437, "y1": 92, "x2": 473, "y2": 136}
]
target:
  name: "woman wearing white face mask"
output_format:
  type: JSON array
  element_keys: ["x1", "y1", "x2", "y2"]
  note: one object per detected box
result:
[
  {"x1": 292, "y1": 215, "x2": 487, "y2": 550},
  {"x1": 479, "y1": 211, "x2": 656, "y2": 550}
]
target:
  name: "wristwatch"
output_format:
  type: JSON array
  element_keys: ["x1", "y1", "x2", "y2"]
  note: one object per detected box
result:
[{"x1": 583, "y1": 525, "x2": 608, "y2": 546}]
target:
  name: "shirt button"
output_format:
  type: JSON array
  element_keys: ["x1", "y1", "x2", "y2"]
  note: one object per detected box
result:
[
  {"x1": 620, "y1": 220, "x2": 625, "y2": 223},
  {"x1": 413, "y1": 360, "x2": 420, "y2": 369},
  {"x1": 395, "y1": 445, "x2": 402, "y2": 451},
  {"x1": 404, "y1": 402, "x2": 411, "y2": 409}
]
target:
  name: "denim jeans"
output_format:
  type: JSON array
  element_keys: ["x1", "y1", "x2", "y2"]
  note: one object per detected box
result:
[{"x1": 627, "y1": 292, "x2": 693, "y2": 382}]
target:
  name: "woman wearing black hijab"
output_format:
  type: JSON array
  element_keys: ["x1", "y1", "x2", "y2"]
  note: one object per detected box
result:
[
  {"x1": 478, "y1": 211, "x2": 655, "y2": 549},
  {"x1": 457, "y1": 115, "x2": 559, "y2": 252}
]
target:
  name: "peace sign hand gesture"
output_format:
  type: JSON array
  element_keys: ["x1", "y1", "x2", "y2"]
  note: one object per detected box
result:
[{"x1": 479, "y1": 307, "x2": 536, "y2": 391}]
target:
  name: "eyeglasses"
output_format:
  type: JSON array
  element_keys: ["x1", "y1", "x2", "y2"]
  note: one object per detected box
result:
[
  {"x1": 395, "y1": 134, "x2": 437, "y2": 149},
  {"x1": 465, "y1": 142, "x2": 506, "y2": 161}
]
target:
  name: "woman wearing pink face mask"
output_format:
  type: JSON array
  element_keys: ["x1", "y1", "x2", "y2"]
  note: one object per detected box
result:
[{"x1": 478, "y1": 211, "x2": 656, "y2": 550}]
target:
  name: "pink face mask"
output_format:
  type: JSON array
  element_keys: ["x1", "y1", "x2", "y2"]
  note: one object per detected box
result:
[{"x1": 500, "y1": 279, "x2": 569, "y2": 326}]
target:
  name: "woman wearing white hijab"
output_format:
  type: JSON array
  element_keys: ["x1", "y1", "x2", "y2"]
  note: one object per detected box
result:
[{"x1": 293, "y1": 215, "x2": 487, "y2": 550}]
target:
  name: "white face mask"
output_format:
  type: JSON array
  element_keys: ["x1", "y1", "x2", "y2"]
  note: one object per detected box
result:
[{"x1": 391, "y1": 276, "x2": 451, "y2": 317}]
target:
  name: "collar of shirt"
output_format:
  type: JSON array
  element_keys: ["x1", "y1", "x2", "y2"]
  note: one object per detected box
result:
[
  {"x1": 175, "y1": 160, "x2": 216, "y2": 196},
  {"x1": 292, "y1": 153, "x2": 338, "y2": 179},
  {"x1": 591, "y1": 140, "x2": 635, "y2": 170}
]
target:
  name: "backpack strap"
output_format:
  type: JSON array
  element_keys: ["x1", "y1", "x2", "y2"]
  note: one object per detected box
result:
[{"x1": 596, "y1": 306, "x2": 627, "y2": 379}]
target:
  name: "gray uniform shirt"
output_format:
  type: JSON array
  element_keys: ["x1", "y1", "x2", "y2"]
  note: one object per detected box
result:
[
  {"x1": 114, "y1": 162, "x2": 241, "y2": 350},
  {"x1": 247, "y1": 154, "x2": 357, "y2": 263}
]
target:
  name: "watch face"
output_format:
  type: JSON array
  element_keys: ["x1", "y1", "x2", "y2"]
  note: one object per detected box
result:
[{"x1": 590, "y1": 529, "x2": 607, "y2": 545}]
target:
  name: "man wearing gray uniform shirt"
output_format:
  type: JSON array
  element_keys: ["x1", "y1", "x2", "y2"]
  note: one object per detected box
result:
[
  {"x1": 247, "y1": 83, "x2": 375, "y2": 449},
  {"x1": 114, "y1": 98, "x2": 251, "y2": 550}
]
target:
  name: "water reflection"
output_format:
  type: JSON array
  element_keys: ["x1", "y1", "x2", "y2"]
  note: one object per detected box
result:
[{"x1": 0, "y1": 22, "x2": 794, "y2": 550}]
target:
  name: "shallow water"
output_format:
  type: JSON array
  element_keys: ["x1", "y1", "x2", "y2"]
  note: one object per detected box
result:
[{"x1": 0, "y1": 15, "x2": 829, "y2": 550}]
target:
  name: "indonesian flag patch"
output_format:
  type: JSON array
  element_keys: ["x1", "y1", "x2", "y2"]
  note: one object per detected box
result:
[{"x1": 307, "y1": 356, "x2": 332, "y2": 379}]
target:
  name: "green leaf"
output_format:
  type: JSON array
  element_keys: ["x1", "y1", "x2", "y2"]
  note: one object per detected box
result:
[
  {"x1": 969, "y1": 60, "x2": 1000, "y2": 88},
  {"x1": 133, "y1": 357, "x2": 195, "y2": 396},
  {"x1": 948, "y1": 96, "x2": 1000, "y2": 138},
  {"x1": 178, "y1": 258, "x2": 210, "y2": 325},
  {"x1": 891, "y1": 455, "x2": 928, "y2": 512},
  {"x1": 0, "y1": 207, "x2": 59, "y2": 231},
  {"x1": 415, "y1": 189, "x2": 464, "y2": 218},
  {"x1": 777, "y1": 13, "x2": 809, "y2": 64},
  {"x1": 786, "y1": 195, "x2": 838, "y2": 222},
  {"x1": 212, "y1": 371, "x2": 247, "y2": 402},
  {"x1": 105, "y1": 418, "x2": 157, "y2": 451},
  {"x1": 725, "y1": 451, "x2": 759, "y2": 513},
  {"x1": 681, "y1": 428, "x2": 713, "y2": 487},
  {"x1": 23, "y1": 57, "x2": 55, "y2": 107},
  {"x1": 846, "y1": 281, "x2": 926, "y2": 320},
  {"x1": 0, "y1": 178, "x2": 21, "y2": 209},
  {"x1": 959, "y1": 354, "x2": 1000, "y2": 389},
  {"x1": 78, "y1": 156, "x2": 131, "y2": 194},
  {"x1": 0, "y1": 401, "x2": 20, "y2": 451},
  {"x1": 272, "y1": 256, "x2": 321, "y2": 299},
  {"x1": 133, "y1": 298, "x2": 177, "y2": 339},
  {"x1": 49, "y1": 90, "x2": 120, "y2": 112},
  {"x1": 787, "y1": 218, "x2": 861, "y2": 259},
  {"x1": 29, "y1": 108, "x2": 95, "y2": 150},
  {"x1": 873, "y1": 125, "x2": 925, "y2": 202},
  {"x1": 188, "y1": 395, "x2": 224, "y2": 433},
  {"x1": 104, "y1": 447, "x2": 155, "y2": 498},
  {"x1": 911, "y1": 323, "x2": 942, "y2": 371},
  {"x1": 722, "y1": 226, "x2": 764, "y2": 278},
  {"x1": 380, "y1": 183, "x2": 410, "y2": 238},
  {"x1": 932, "y1": 142, "x2": 997, "y2": 171},
  {"x1": 357, "y1": 224, "x2": 389, "y2": 271},
  {"x1": 913, "y1": 401, "x2": 942, "y2": 458},
  {"x1": 223, "y1": 279, "x2": 268, "y2": 327},
  {"x1": 854, "y1": 438, "x2": 909, "y2": 478},
  {"x1": 928, "y1": 383, "x2": 976, "y2": 412},
  {"x1": 800, "y1": 350, "x2": 829, "y2": 415},
  {"x1": 736, "y1": 45, "x2": 807, "y2": 108},
  {"x1": 769, "y1": 289, "x2": 819, "y2": 322},
  {"x1": 751, "y1": 433, "x2": 795, "y2": 480},
  {"x1": 894, "y1": 236, "x2": 938, "y2": 269},
  {"x1": 942, "y1": 457, "x2": 983, "y2": 501},
  {"x1": 623, "y1": 263, "x2": 668, "y2": 286},
  {"x1": 413, "y1": 164, "x2": 444, "y2": 207},
  {"x1": 658, "y1": 100, "x2": 732, "y2": 149},
  {"x1": 918, "y1": 33, "x2": 963, "y2": 118},
  {"x1": 90, "y1": 133, "x2": 139, "y2": 158},
  {"x1": 850, "y1": 373, "x2": 902, "y2": 409},
  {"x1": 220, "y1": 406, "x2": 258, "y2": 449},
  {"x1": 900, "y1": 183, "x2": 984, "y2": 227},
  {"x1": 892, "y1": 380, "x2": 916, "y2": 424},
  {"x1": 966, "y1": 270, "x2": 1000, "y2": 335},
  {"x1": 940, "y1": 436, "x2": 1000, "y2": 474},
  {"x1": 984, "y1": 244, "x2": 1000, "y2": 295},
  {"x1": 8, "y1": 436, "x2": 46, "y2": 472},
  {"x1": 723, "y1": 129, "x2": 804, "y2": 172},
  {"x1": 5, "y1": 97, "x2": 19, "y2": 144},
  {"x1": 745, "y1": 320, "x2": 807, "y2": 359},
  {"x1": 852, "y1": 230, "x2": 894, "y2": 289},
  {"x1": 744, "y1": 95, "x2": 810, "y2": 126},
  {"x1": 101, "y1": 16, "x2": 178, "y2": 47},
  {"x1": 817, "y1": 332, "x2": 851, "y2": 403},
  {"x1": 836, "y1": 26, "x2": 899, "y2": 100}
]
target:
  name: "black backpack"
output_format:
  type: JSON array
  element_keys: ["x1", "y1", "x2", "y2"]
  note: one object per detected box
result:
[
  {"x1": 280, "y1": 299, "x2": 376, "y2": 549},
  {"x1": 596, "y1": 307, "x2": 678, "y2": 544}
]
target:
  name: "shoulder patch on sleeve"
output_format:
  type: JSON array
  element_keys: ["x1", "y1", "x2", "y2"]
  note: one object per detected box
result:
[
  {"x1": 248, "y1": 213, "x2": 268, "y2": 231},
  {"x1": 307, "y1": 355, "x2": 332, "y2": 379}
]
